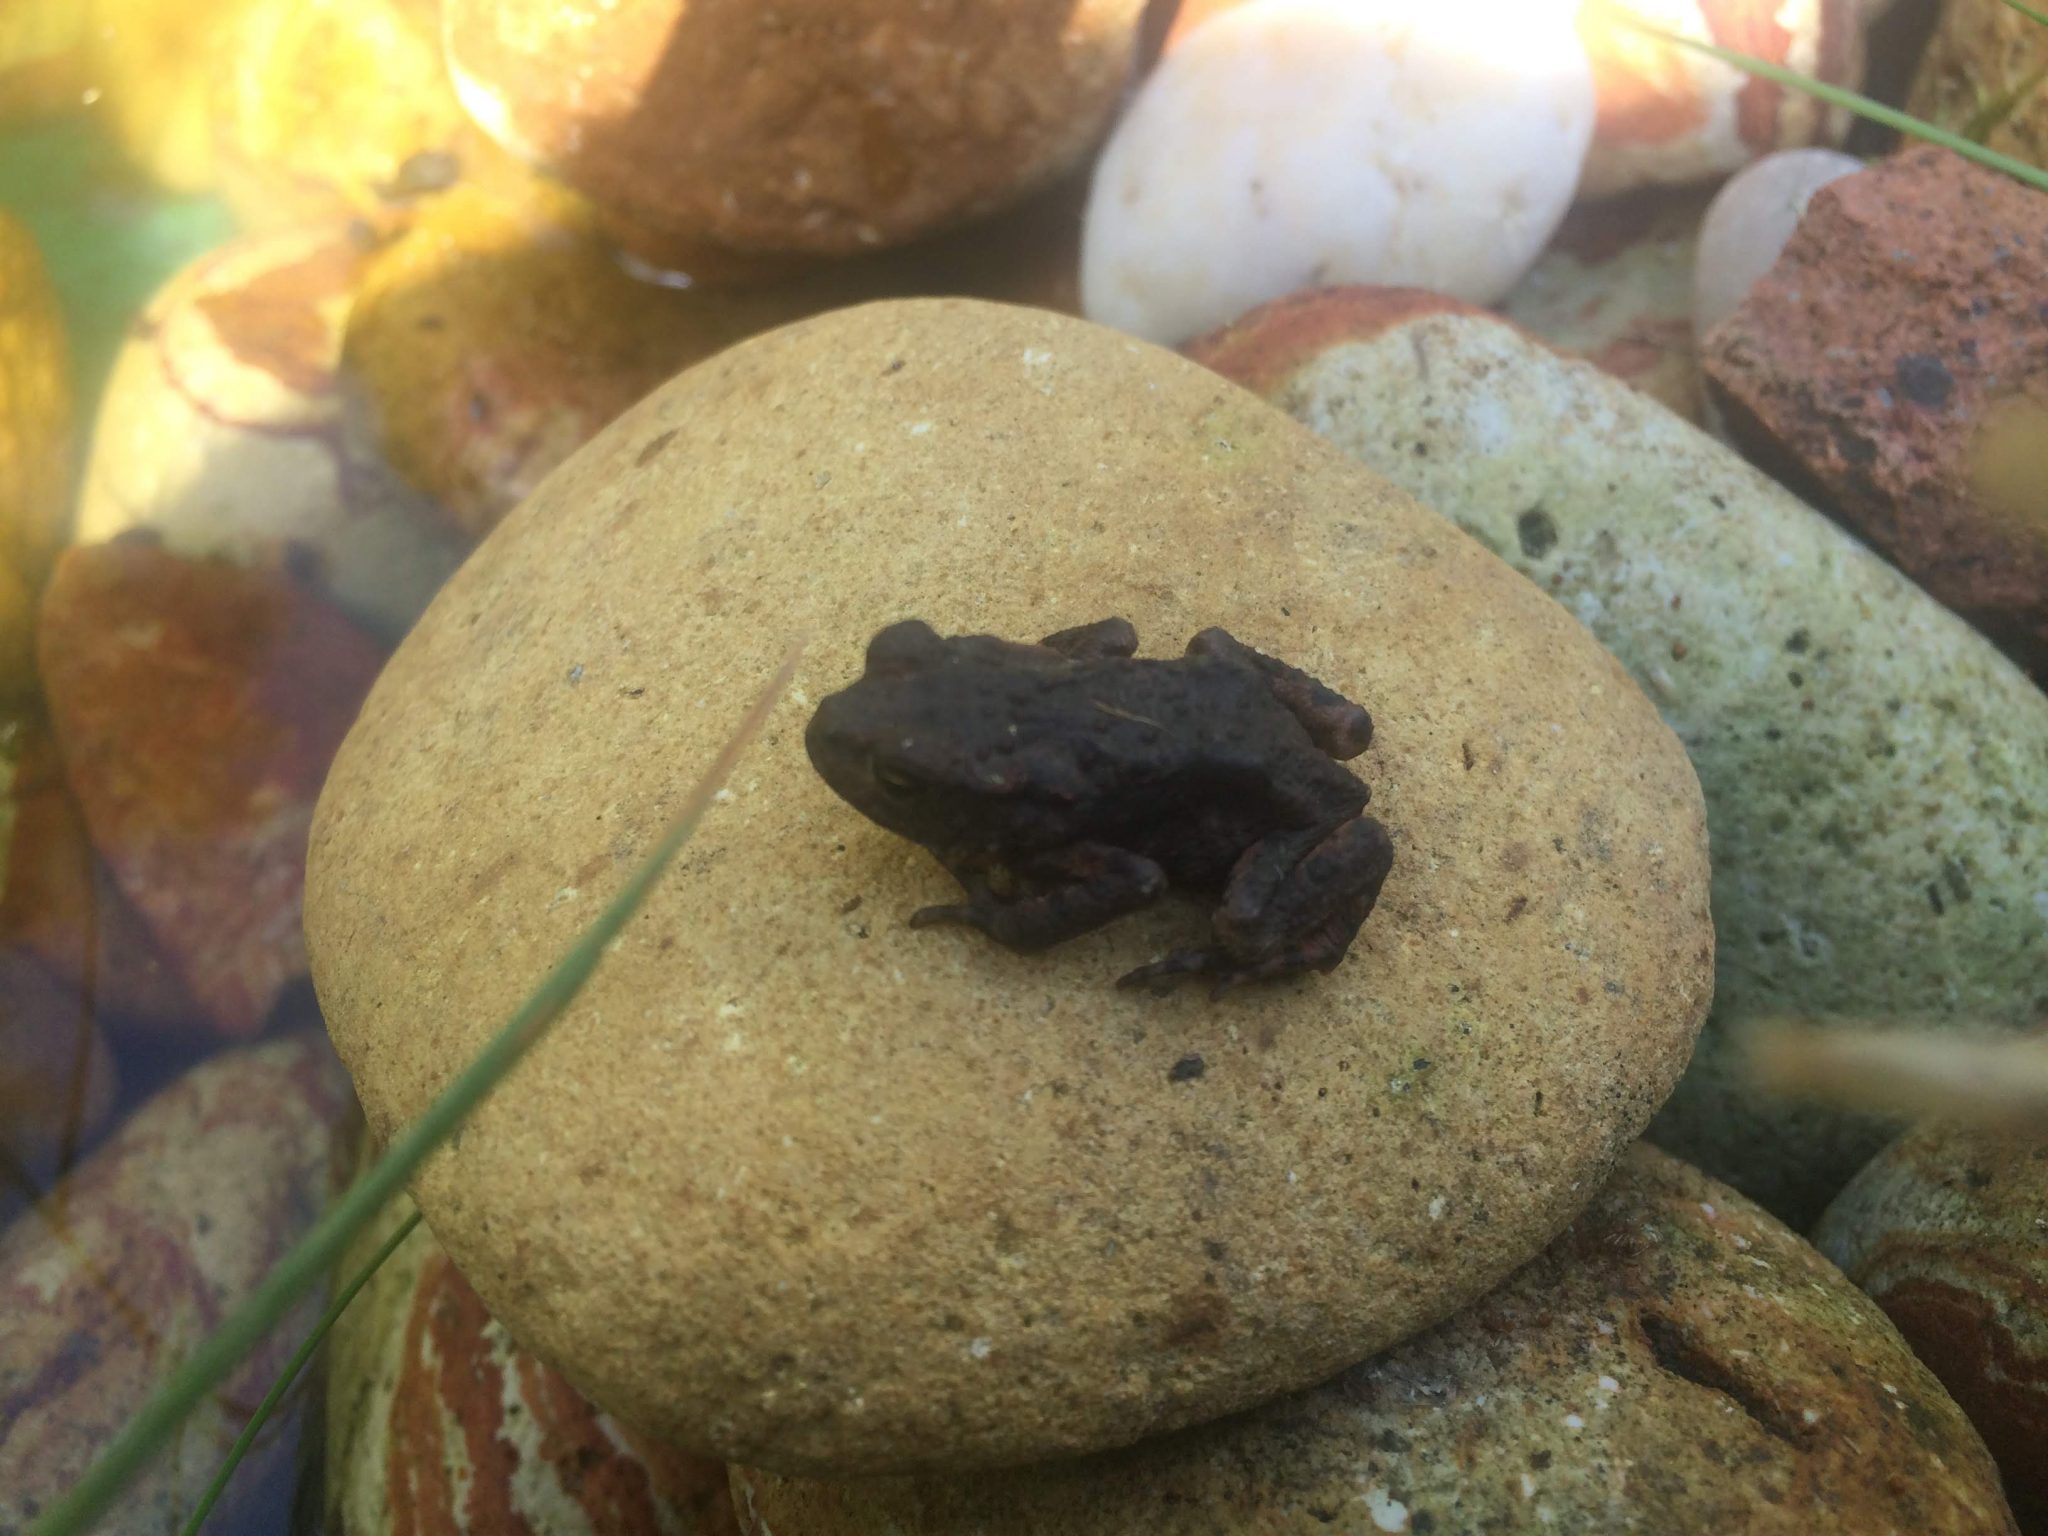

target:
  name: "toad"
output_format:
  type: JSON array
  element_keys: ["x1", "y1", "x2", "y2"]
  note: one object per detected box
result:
[{"x1": 805, "y1": 618, "x2": 1393, "y2": 993}]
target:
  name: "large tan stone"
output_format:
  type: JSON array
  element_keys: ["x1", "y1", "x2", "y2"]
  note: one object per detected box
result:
[
  {"x1": 735, "y1": 1145, "x2": 2020, "y2": 1535},
  {"x1": 307, "y1": 299, "x2": 1712, "y2": 1476}
]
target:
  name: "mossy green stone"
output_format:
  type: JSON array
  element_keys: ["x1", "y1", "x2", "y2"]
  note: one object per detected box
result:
[{"x1": 1199, "y1": 297, "x2": 2048, "y2": 1225}]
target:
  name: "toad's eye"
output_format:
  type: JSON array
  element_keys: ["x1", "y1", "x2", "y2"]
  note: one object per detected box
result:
[{"x1": 872, "y1": 760, "x2": 922, "y2": 798}]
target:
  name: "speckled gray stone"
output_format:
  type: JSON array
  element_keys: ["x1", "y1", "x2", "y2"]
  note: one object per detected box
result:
[
  {"x1": 1188, "y1": 291, "x2": 2048, "y2": 1226},
  {"x1": 733, "y1": 1144, "x2": 2019, "y2": 1536}
]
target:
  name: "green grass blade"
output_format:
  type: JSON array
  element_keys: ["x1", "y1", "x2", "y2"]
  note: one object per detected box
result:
[
  {"x1": 1963, "y1": 55, "x2": 2048, "y2": 143},
  {"x1": 1624, "y1": 20, "x2": 2048, "y2": 193},
  {"x1": 1999, "y1": 0, "x2": 2048, "y2": 30},
  {"x1": 177, "y1": 1209, "x2": 424, "y2": 1536},
  {"x1": 29, "y1": 644, "x2": 799, "y2": 1536}
]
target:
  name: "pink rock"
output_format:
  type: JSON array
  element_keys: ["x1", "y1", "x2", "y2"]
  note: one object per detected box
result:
[
  {"x1": 0, "y1": 1034, "x2": 357, "y2": 1535},
  {"x1": 37, "y1": 542, "x2": 386, "y2": 1038},
  {"x1": 1702, "y1": 145, "x2": 2048, "y2": 681}
]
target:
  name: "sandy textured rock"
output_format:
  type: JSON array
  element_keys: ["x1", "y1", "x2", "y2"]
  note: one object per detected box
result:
[
  {"x1": 442, "y1": 0, "x2": 1147, "y2": 267},
  {"x1": 1908, "y1": 0, "x2": 2048, "y2": 170},
  {"x1": 1816, "y1": 1121, "x2": 2048, "y2": 1534},
  {"x1": 735, "y1": 1144, "x2": 2019, "y2": 1536},
  {"x1": 309, "y1": 298, "x2": 1711, "y2": 1475},
  {"x1": 1703, "y1": 146, "x2": 2048, "y2": 681},
  {"x1": 1502, "y1": 187, "x2": 1713, "y2": 423},
  {"x1": 0, "y1": 1035, "x2": 357, "y2": 1535},
  {"x1": 1576, "y1": 0, "x2": 1862, "y2": 198},
  {"x1": 1188, "y1": 289, "x2": 2048, "y2": 1226},
  {"x1": 328, "y1": 1190, "x2": 740, "y2": 1536}
]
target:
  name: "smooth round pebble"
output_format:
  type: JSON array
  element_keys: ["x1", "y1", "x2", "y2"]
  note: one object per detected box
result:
[
  {"x1": 1816, "y1": 1120, "x2": 2048, "y2": 1534},
  {"x1": 1080, "y1": 0, "x2": 1595, "y2": 344},
  {"x1": 1693, "y1": 147, "x2": 1864, "y2": 336},
  {"x1": 308, "y1": 297, "x2": 1711, "y2": 1476},
  {"x1": 734, "y1": 1144, "x2": 2019, "y2": 1536},
  {"x1": 443, "y1": 0, "x2": 1147, "y2": 266}
]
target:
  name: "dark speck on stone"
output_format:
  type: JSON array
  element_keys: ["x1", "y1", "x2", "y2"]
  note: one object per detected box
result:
[
  {"x1": 1169, "y1": 1053, "x2": 1207, "y2": 1083},
  {"x1": 1785, "y1": 629, "x2": 1810, "y2": 654},
  {"x1": 1517, "y1": 508, "x2": 1559, "y2": 559},
  {"x1": 1894, "y1": 353, "x2": 1954, "y2": 409}
]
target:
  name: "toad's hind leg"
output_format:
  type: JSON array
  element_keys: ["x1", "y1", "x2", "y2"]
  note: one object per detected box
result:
[
  {"x1": 912, "y1": 842, "x2": 1167, "y2": 952},
  {"x1": 1119, "y1": 817, "x2": 1393, "y2": 995}
]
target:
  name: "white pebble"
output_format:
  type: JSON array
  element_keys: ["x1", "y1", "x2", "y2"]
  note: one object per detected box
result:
[
  {"x1": 1081, "y1": 0, "x2": 1595, "y2": 344},
  {"x1": 1693, "y1": 147, "x2": 1864, "y2": 336}
]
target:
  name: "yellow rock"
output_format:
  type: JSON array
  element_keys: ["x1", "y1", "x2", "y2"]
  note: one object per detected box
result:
[
  {"x1": 215, "y1": 0, "x2": 498, "y2": 231},
  {"x1": 308, "y1": 299, "x2": 1713, "y2": 1476},
  {"x1": 0, "y1": 0, "x2": 91, "y2": 123},
  {"x1": 89, "y1": 0, "x2": 263, "y2": 193},
  {"x1": 1909, "y1": 0, "x2": 2048, "y2": 169},
  {"x1": 0, "y1": 214, "x2": 71, "y2": 687}
]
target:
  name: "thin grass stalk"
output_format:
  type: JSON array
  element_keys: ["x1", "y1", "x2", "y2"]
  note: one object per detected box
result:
[
  {"x1": 29, "y1": 646, "x2": 798, "y2": 1536},
  {"x1": 177, "y1": 1210, "x2": 424, "y2": 1536}
]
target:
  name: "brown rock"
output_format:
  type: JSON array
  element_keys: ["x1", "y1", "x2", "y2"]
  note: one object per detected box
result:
[
  {"x1": 440, "y1": 0, "x2": 1149, "y2": 267},
  {"x1": 1908, "y1": 0, "x2": 2048, "y2": 172},
  {"x1": 1815, "y1": 1120, "x2": 2048, "y2": 1535},
  {"x1": 1702, "y1": 145, "x2": 2048, "y2": 680},
  {"x1": 328, "y1": 1190, "x2": 740, "y2": 1536},
  {"x1": 38, "y1": 542, "x2": 386, "y2": 1038},
  {"x1": 734, "y1": 1143, "x2": 2020, "y2": 1535},
  {"x1": 308, "y1": 298, "x2": 1712, "y2": 1475},
  {"x1": 0, "y1": 1034, "x2": 357, "y2": 1536}
]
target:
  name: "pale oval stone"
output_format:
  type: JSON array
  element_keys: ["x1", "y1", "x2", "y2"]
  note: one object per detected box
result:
[
  {"x1": 74, "y1": 229, "x2": 467, "y2": 640},
  {"x1": 734, "y1": 1145, "x2": 2019, "y2": 1536},
  {"x1": 308, "y1": 299, "x2": 1711, "y2": 1475},
  {"x1": 1693, "y1": 147, "x2": 1863, "y2": 335},
  {"x1": 1080, "y1": 0, "x2": 1595, "y2": 344},
  {"x1": 1187, "y1": 291, "x2": 2048, "y2": 1226}
]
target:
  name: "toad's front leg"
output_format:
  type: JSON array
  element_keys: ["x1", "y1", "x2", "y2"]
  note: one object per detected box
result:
[
  {"x1": 911, "y1": 843, "x2": 1168, "y2": 952},
  {"x1": 1119, "y1": 816, "x2": 1393, "y2": 995}
]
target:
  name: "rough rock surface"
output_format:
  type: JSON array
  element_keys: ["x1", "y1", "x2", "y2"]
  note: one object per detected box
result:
[
  {"x1": 1816, "y1": 1120, "x2": 2048, "y2": 1534},
  {"x1": 734, "y1": 1144, "x2": 2020, "y2": 1536},
  {"x1": 308, "y1": 298, "x2": 1711, "y2": 1475},
  {"x1": 1703, "y1": 145, "x2": 2048, "y2": 681},
  {"x1": 1188, "y1": 287, "x2": 2048, "y2": 1226}
]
